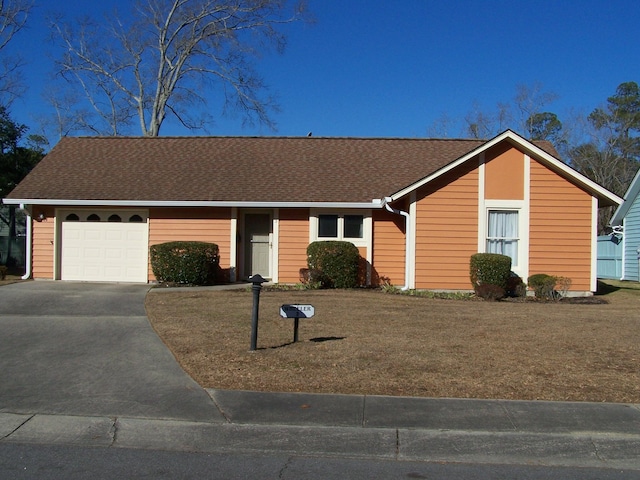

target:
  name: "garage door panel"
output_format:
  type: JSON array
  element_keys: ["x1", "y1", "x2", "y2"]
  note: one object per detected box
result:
[
  {"x1": 84, "y1": 230, "x2": 102, "y2": 241},
  {"x1": 106, "y1": 230, "x2": 124, "y2": 241},
  {"x1": 61, "y1": 213, "x2": 148, "y2": 283}
]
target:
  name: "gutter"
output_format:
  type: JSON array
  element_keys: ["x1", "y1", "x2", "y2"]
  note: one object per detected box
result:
[
  {"x1": 2, "y1": 198, "x2": 385, "y2": 210},
  {"x1": 19, "y1": 203, "x2": 32, "y2": 280},
  {"x1": 382, "y1": 197, "x2": 411, "y2": 291}
]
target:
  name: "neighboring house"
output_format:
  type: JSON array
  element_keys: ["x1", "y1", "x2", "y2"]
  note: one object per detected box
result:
[
  {"x1": 0, "y1": 205, "x2": 26, "y2": 267},
  {"x1": 3, "y1": 130, "x2": 622, "y2": 294},
  {"x1": 596, "y1": 234, "x2": 623, "y2": 280},
  {"x1": 609, "y1": 166, "x2": 640, "y2": 282}
]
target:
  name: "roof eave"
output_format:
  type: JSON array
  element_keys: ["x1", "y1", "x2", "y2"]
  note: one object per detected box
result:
[
  {"x1": 611, "y1": 166, "x2": 640, "y2": 225},
  {"x1": 2, "y1": 198, "x2": 385, "y2": 209}
]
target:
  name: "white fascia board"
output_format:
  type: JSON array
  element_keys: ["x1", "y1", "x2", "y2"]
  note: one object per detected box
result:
[
  {"x1": 389, "y1": 130, "x2": 624, "y2": 206},
  {"x1": 611, "y1": 167, "x2": 640, "y2": 225},
  {"x1": 2, "y1": 198, "x2": 384, "y2": 209}
]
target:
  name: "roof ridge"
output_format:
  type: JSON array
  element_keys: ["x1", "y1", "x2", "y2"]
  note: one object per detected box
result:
[{"x1": 63, "y1": 135, "x2": 487, "y2": 141}]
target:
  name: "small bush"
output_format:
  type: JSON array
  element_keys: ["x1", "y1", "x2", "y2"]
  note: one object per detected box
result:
[
  {"x1": 298, "y1": 268, "x2": 323, "y2": 289},
  {"x1": 527, "y1": 273, "x2": 557, "y2": 300},
  {"x1": 470, "y1": 253, "x2": 512, "y2": 292},
  {"x1": 506, "y1": 272, "x2": 527, "y2": 298},
  {"x1": 556, "y1": 276, "x2": 572, "y2": 297},
  {"x1": 150, "y1": 241, "x2": 219, "y2": 285},
  {"x1": 476, "y1": 283, "x2": 506, "y2": 301},
  {"x1": 307, "y1": 241, "x2": 360, "y2": 289}
]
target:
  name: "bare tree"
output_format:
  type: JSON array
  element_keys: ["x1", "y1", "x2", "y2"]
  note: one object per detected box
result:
[
  {"x1": 514, "y1": 82, "x2": 558, "y2": 135},
  {"x1": 51, "y1": 0, "x2": 307, "y2": 136},
  {"x1": 460, "y1": 83, "x2": 558, "y2": 140},
  {"x1": 0, "y1": 0, "x2": 32, "y2": 104}
]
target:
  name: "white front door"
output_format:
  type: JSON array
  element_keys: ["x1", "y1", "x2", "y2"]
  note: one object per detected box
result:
[{"x1": 244, "y1": 213, "x2": 271, "y2": 278}]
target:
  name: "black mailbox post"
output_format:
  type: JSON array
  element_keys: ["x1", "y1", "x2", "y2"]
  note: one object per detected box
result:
[{"x1": 249, "y1": 274, "x2": 267, "y2": 351}]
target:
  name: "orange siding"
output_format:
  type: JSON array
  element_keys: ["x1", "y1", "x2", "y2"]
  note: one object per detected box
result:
[
  {"x1": 371, "y1": 210, "x2": 405, "y2": 286},
  {"x1": 278, "y1": 209, "x2": 310, "y2": 283},
  {"x1": 415, "y1": 162, "x2": 478, "y2": 289},
  {"x1": 148, "y1": 208, "x2": 232, "y2": 282},
  {"x1": 484, "y1": 144, "x2": 524, "y2": 200},
  {"x1": 32, "y1": 207, "x2": 55, "y2": 279},
  {"x1": 356, "y1": 245, "x2": 368, "y2": 286},
  {"x1": 529, "y1": 160, "x2": 592, "y2": 291}
]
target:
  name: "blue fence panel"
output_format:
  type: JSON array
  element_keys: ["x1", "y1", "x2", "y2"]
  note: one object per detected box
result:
[{"x1": 597, "y1": 235, "x2": 622, "y2": 279}]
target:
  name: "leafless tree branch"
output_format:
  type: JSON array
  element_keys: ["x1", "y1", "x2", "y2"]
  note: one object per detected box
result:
[
  {"x1": 49, "y1": 0, "x2": 307, "y2": 136},
  {"x1": 0, "y1": 0, "x2": 32, "y2": 104}
]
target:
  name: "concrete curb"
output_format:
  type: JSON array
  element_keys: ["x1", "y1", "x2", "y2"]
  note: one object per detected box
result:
[{"x1": 2, "y1": 412, "x2": 640, "y2": 469}]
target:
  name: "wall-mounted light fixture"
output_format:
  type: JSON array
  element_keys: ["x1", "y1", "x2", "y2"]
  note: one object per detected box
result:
[{"x1": 35, "y1": 213, "x2": 46, "y2": 222}]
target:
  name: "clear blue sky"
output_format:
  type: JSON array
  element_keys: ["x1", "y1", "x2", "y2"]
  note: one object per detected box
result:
[{"x1": 7, "y1": 0, "x2": 640, "y2": 141}]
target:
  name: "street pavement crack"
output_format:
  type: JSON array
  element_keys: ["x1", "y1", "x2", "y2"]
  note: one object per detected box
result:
[
  {"x1": 361, "y1": 395, "x2": 367, "y2": 427},
  {"x1": 278, "y1": 455, "x2": 294, "y2": 479},
  {"x1": 208, "y1": 391, "x2": 232, "y2": 423},
  {"x1": 3, "y1": 414, "x2": 35, "y2": 439},
  {"x1": 590, "y1": 437, "x2": 605, "y2": 463},
  {"x1": 499, "y1": 401, "x2": 519, "y2": 431},
  {"x1": 395, "y1": 429, "x2": 400, "y2": 460},
  {"x1": 109, "y1": 417, "x2": 119, "y2": 447}
]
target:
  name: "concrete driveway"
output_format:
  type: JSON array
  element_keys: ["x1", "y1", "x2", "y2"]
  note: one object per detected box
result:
[{"x1": 0, "y1": 281, "x2": 222, "y2": 422}]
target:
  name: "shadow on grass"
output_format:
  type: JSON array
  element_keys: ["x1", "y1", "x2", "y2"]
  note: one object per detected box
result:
[
  {"x1": 259, "y1": 336, "x2": 346, "y2": 350},
  {"x1": 596, "y1": 280, "x2": 620, "y2": 296},
  {"x1": 597, "y1": 279, "x2": 640, "y2": 296},
  {"x1": 310, "y1": 336, "x2": 346, "y2": 343}
]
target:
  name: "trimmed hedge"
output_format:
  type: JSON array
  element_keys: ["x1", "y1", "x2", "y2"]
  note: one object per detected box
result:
[
  {"x1": 150, "y1": 241, "x2": 219, "y2": 285},
  {"x1": 528, "y1": 273, "x2": 557, "y2": 299},
  {"x1": 470, "y1": 253, "x2": 512, "y2": 291},
  {"x1": 307, "y1": 241, "x2": 360, "y2": 288}
]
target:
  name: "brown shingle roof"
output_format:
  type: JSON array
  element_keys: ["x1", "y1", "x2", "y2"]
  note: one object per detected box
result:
[{"x1": 7, "y1": 136, "x2": 495, "y2": 203}]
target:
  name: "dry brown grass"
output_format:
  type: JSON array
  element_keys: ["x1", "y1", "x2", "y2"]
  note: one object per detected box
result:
[{"x1": 145, "y1": 280, "x2": 640, "y2": 403}]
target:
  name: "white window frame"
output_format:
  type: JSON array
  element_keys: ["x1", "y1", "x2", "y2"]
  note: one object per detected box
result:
[
  {"x1": 310, "y1": 209, "x2": 371, "y2": 248},
  {"x1": 480, "y1": 200, "x2": 527, "y2": 277},
  {"x1": 486, "y1": 209, "x2": 520, "y2": 265},
  {"x1": 310, "y1": 209, "x2": 373, "y2": 285}
]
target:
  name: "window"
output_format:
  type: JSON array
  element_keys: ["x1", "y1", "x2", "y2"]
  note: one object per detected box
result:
[
  {"x1": 87, "y1": 214, "x2": 101, "y2": 222},
  {"x1": 487, "y1": 210, "x2": 519, "y2": 266},
  {"x1": 108, "y1": 214, "x2": 122, "y2": 222},
  {"x1": 317, "y1": 214, "x2": 364, "y2": 240},
  {"x1": 344, "y1": 215, "x2": 363, "y2": 239},
  {"x1": 65, "y1": 213, "x2": 79, "y2": 221},
  {"x1": 129, "y1": 214, "x2": 143, "y2": 222},
  {"x1": 318, "y1": 215, "x2": 338, "y2": 237}
]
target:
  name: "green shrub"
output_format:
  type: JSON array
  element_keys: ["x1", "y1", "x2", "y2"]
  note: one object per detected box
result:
[
  {"x1": 307, "y1": 241, "x2": 360, "y2": 288},
  {"x1": 469, "y1": 253, "x2": 512, "y2": 292},
  {"x1": 150, "y1": 241, "x2": 219, "y2": 285},
  {"x1": 527, "y1": 273, "x2": 557, "y2": 299}
]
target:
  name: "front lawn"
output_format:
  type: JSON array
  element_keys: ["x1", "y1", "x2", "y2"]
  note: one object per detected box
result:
[{"x1": 145, "y1": 281, "x2": 640, "y2": 403}]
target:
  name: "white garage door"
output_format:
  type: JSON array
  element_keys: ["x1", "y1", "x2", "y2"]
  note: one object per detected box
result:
[{"x1": 60, "y1": 211, "x2": 149, "y2": 283}]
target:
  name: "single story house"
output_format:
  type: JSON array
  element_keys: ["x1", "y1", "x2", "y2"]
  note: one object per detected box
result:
[
  {"x1": 609, "y1": 166, "x2": 640, "y2": 282},
  {"x1": 3, "y1": 130, "x2": 622, "y2": 294}
]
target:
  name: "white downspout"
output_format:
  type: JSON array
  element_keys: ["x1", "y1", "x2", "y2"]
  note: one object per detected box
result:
[
  {"x1": 383, "y1": 197, "x2": 411, "y2": 290},
  {"x1": 19, "y1": 203, "x2": 32, "y2": 280}
]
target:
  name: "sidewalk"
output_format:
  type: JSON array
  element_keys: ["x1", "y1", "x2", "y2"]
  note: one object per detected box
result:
[{"x1": 2, "y1": 390, "x2": 639, "y2": 470}]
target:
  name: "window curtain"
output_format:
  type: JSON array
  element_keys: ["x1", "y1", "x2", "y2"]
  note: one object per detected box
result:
[{"x1": 487, "y1": 210, "x2": 518, "y2": 265}]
